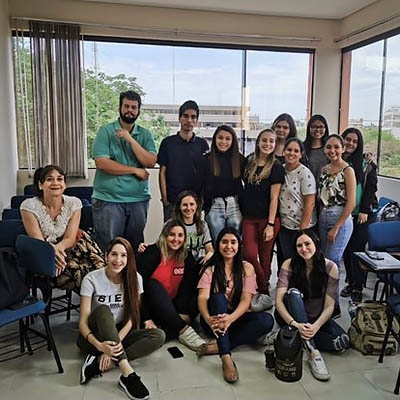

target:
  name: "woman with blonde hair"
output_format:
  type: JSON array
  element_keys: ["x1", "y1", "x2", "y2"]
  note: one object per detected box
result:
[
  {"x1": 241, "y1": 129, "x2": 284, "y2": 294},
  {"x1": 136, "y1": 220, "x2": 207, "y2": 353}
]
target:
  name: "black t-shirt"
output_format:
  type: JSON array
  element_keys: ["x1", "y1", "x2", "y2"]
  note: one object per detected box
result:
[
  {"x1": 202, "y1": 151, "x2": 244, "y2": 212},
  {"x1": 240, "y1": 157, "x2": 285, "y2": 219},
  {"x1": 157, "y1": 133, "x2": 209, "y2": 203}
]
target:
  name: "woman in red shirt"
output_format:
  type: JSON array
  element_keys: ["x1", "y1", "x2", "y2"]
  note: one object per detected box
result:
[{"x1": 136, "y1": 220, "x2": 206, "y2": 353}]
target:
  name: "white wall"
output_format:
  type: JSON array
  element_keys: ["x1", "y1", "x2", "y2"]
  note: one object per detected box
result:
[
  {"x1": 0, "y1": 0, "x2": 17, "y2": 211},
  {"x1": 312, "y1": 47, "x2": 342, "y2": 133}
]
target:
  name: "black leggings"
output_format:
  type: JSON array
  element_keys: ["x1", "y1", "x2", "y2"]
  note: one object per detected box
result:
[
  {"x1": 145, "y1": 279, "x2": 198, "y2": 339},
  {"x1": 343, "y1": 215, "x2": 373, "y2": 291}
]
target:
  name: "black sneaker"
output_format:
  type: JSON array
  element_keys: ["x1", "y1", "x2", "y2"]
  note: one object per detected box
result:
[
  {"x1": 118, "y1": 372, "x2": 150, "y2": 400},
  {"x1": 340, "y1": 285, "x2": 353, "y2": 298},
  {"x1": 80, "y1": 354, "x2": 101, "y2": 385},
  {"x1": 332, "y1": 304, "x2": 341, "y2": 320},
  {"x1": 351, "y1": 290, "x2": 362, "y2": 303}
]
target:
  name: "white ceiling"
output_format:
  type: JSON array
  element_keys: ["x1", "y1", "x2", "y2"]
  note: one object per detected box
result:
[{"x1": 82, "y1": 0, "x2": 379, "y2": 19}]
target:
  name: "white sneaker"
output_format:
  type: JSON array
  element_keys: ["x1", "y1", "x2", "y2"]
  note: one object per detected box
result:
[
  {"x1": 308, "y1": 351, "x2": 330, "y2": 381},
  {"x1": 178, "y1": 326, "x2": 206, "y2": 351}
]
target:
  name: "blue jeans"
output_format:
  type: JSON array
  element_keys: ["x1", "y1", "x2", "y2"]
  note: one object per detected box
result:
[
  {"x1": 205, "y1": 196, "x2": 242, "y2": 244},
  {"x1": 200, "y1": 293, "x2": 273, "y2": 356},
  {"x1": 319, "y1": 206, "x2": 353, "y2": 275},
  {"x1": 275, "y1": 289, "x2": 348, "y2": 352},
  {"x1": 92, "y1": 198, "x2": 149, "y2": 253}
]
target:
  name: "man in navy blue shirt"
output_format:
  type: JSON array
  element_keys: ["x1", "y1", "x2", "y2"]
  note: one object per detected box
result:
[{"x1": 158, "y1": 100, "x2": 209, "y2": 221}]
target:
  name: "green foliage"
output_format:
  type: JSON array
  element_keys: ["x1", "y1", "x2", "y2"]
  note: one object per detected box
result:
[
  {"x1": 84, "y1": 69, "x2": 170, "y2": 166},
  {"x1": 138, "y1": 113, "x2": 171, "y2": 150}
]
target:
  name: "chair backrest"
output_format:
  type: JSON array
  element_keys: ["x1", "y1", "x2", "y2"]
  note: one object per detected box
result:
[
  {"x1": 80, "y1": 205, "x2": 93, "y2": 232},
  {"x1": 16, "y1": 235, "x2": 56, "y2": 278},
  {"x1": 0, "y1": 220, "x2": 26, "y2": 248},
  {"x1": 11, "y1": 195, "x2": 34, "y2": 209},
  {"x1": 65, "y1": 186, "x2": 93, "y2": 202},
  {"x1": 368, "y1": 221, "x2": 400, "y2": 251},
  {"x1": 2, "y1": 208, "x2": 22, "y2": 220},
  {"x1": 23, "y1": 184, "x2": 37, "y2": 195}
]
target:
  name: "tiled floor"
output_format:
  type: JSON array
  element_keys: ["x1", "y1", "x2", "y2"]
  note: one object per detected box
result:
[{"x1": 1, "y1": 272, "x2": 399, "y2": 400}]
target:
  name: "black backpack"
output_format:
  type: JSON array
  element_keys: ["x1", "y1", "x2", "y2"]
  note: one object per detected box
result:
[
  {"x1": 0, "y1": 248, "x2": 28, "y2": 309},
  {"x1": 274, "y1": 325, "x2": 303, "y2": 382},
  {"x1": 376, "y1": 201, "x2": 400, "y2": 222}
]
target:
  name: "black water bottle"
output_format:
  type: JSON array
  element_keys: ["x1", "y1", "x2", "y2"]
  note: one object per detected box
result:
[{"x1": 264, "y1": 348, "x2": 275, "y2": 371}]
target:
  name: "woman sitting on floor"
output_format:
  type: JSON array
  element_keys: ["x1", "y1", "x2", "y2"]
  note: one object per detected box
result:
[
  {"x1": 275, "y1": 229, "x2": 349, "y2": 382},
  {"x1": 136, "y1": 220, "x2": 207, "y2": 352},
  {"x1": 78, "y1": 236, "x2": 165, "y2": 400},
  {"x1": 198, "y1": 227, "x2": 274, "y2": 383},
  {"x1": 20, "y1": 165, "x2": 105, "y2": 291},
  {"x1": 138, "y1": 190, "x2": 214, "y2": 264}
]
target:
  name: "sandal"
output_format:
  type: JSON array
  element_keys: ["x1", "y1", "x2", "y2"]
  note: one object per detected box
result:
[{"x1": 222, "y1": 357, "x2": 239, "y2": 384}]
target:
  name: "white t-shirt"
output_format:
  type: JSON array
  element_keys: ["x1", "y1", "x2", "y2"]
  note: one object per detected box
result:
[
  {"x1": 20, "y1": 195, "x2": 82, "y2": 243},
  {"x1": 80, "y1": 268, "x2": 143, "y2": 325},
  {"x1": 279, "y1": 164, "x2": 317, "y2": 230}
]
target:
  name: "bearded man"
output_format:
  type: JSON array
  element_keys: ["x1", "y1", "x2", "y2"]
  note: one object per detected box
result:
[{"x1": 92, "y1": 90, "x2": 157, "y2": 252}]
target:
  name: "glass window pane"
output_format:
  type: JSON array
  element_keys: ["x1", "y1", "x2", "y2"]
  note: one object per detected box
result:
[
  {"x1": 381, "y1": 35, "x2": 400, "y2": 177},
  {"x1": 245, "y1": 50, "x2": 310, "y2": 154},
  {"x1": 348, "y1": 41, "x2": 383, "y2": 169},
  {"x1": 83, "y1": 42, "x2": 242, "y2": 165}
]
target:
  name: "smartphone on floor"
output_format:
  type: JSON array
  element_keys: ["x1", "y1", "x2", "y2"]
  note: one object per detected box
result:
[{"x1": 167, "y1": 346, "x2": 184, "y2": 359}]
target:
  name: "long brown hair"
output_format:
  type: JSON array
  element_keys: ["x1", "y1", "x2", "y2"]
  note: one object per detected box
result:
[
  {"x1": 158, "y1": 220, "x2": 187, "y2": 265},
  {"x1": 106, "y1": 237, "x2": 140, "y2": 328},
  {"x1": 210, "y1": 125, "x2": 241, "y2": 178},
  {"x1": 172, "y1": 191, "x2": 204, "y2": 235},
  {"x1": 245, "y1": 128, "x2": 276, "y2": 184}
]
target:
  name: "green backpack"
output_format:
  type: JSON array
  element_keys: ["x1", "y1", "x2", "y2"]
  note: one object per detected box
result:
[{"x1": 348, "y1": 301, "x2": 399, "y2": 355}]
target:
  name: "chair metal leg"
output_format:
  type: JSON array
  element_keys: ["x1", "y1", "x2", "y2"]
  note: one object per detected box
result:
[
  {"x1": 395, "y1": 368, "x2": 400, "y2": 395},
  {"x1": 373, "y1": 280, "x2": 380, "y2": 301},
  {"x1": 394, "y1": 369, "x2": 400, "y2": 394},
  {"x1": 38, "y1": 313, "x2": 63, "y2": 373},
  {"x1": 18, "y1": 320, "x2": 25, "y2": 354},
  {"x1": 66, "y1": 290, "x2": 72, "y2": 321},
  {"x1": 379, "y1": 311, "x2": 393, "y2": 363}
]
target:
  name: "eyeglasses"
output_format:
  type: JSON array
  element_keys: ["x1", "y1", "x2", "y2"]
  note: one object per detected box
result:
[{"x1": 310, "y1": 125, "x2": 325, "y2": 131}]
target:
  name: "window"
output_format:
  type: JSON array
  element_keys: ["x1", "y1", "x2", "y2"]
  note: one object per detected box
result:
[
  {"x1": 245, "y1": 50, "x2": 311, "y2": 153},
  {"x1": 343, "y1": 29, "x2": 400, "y2": 178},
  {"x1": 13, "y1": 33, "x2": 313, "y2": 168}
]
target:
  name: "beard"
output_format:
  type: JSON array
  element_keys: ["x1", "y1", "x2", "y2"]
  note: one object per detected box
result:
[{"x1": 119, "y1": 109, "x2": 140, "y2": 124}]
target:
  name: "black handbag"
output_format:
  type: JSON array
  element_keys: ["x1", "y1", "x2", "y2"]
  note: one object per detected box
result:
[
  {"x1": 274, "y1": 325, "x2": 303, "y2": 382},
  {"x1": 0, "y1": 248, "x2": 28, "y2": 309}
]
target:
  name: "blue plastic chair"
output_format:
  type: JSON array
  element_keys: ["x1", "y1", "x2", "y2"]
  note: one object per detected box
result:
[
  {"x1": 23, "y1": 184, "x2": 36, "y2": 195},
  {"x1": 378, "y1": 294, "x2": 400, "y2": 394},
  {"x1": 65, "y1": 186, "x2": 93, "y2": 202},
  {"x1": 10, "y1": 195, "x2": 34, "y2": 209},
  {"x1": 368, "y1": 221, "x2": 400, "y2": 300},
  {"x1": 0, "y1": 220, "x2": 25, "y2": 247},
  {"x1": 2, "y1": 208, "x2": 22, "y2": 220},
  {"x1": 15, "y1": 235, "x2": 79, "y2": 320},
  {"x1": 0, "y1": 235, "x2": 64, "y2": 372},
  {"x1": 80, "y1": 205, "x2": 93, "y2": 232}
]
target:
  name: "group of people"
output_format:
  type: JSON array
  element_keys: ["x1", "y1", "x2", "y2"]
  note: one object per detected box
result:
[{"x1": 17, "y1": 90, "x2": 379, "y2": 399}]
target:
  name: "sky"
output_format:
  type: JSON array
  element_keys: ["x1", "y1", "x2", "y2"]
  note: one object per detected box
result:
[
  {"x1": 83, "y1": 36, "x2": 400, "y2": 125},
  {"x1": 350, "y1": 35, "x2": 400, "y2": 123},
  {"x1": 83, "y1": 41, "x2": 310, "y2": 122}
]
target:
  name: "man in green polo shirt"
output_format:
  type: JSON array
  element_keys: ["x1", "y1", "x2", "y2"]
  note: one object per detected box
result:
[{"x1": 92, "y1": 90, "x2": 157, "y2": 252}]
